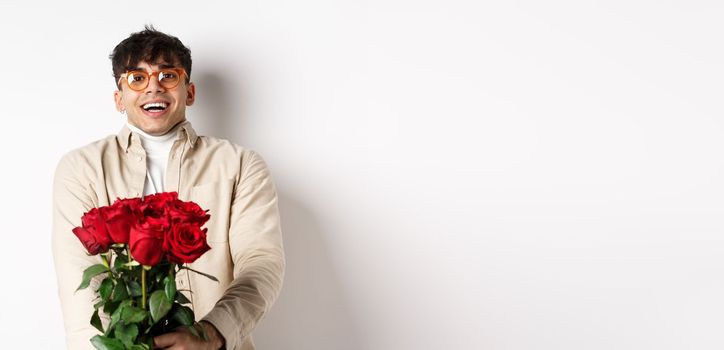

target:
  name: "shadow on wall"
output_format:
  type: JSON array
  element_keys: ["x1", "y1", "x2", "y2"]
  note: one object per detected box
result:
[
  {"x1": 253, "y1": 193, "x2": 366, "y2": 350},
  {"x1": 193, "y1": 71, "x2": 365, "y2": 349},
  {"x1": 191, "y1": 70, "x2": 241, "y2": 142}
]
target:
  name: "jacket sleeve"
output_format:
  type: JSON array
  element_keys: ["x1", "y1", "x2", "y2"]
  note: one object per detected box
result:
[
  {"x1": 201, "y1": 150, "x2": 286, "y2": 350},
  {"x1": 51, "y1": 153, "x2": 103, "y2": 350}
]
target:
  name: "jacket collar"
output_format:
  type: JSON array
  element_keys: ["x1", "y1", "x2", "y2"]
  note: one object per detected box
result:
[{"x1": 119, "y1": 120, "x2": 198, "y2": 152}]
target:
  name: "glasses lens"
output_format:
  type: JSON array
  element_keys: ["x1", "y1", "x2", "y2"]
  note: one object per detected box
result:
[
  {"x1": 126, "y1": 71, "x2": 148, "y2": 91},
  {"x1": 158, "y1": 70, "x2": 181, "y2": 88}
]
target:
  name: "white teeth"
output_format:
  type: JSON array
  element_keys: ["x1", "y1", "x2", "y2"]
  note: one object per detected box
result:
[{"x1": 142, "y1": 102, "x2": 168, "y2": 110}]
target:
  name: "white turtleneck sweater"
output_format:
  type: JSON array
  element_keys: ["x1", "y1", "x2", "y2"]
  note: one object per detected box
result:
[{"x1": 126, "y1": 122, "x2": 183, "y2": 196}]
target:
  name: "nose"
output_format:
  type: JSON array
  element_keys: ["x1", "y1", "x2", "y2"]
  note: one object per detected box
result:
[{"x1": 144, "y1": 73, "x2": 166, "y2": 94}]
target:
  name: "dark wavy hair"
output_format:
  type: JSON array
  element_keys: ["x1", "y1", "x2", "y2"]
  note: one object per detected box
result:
[{"x1": 109, "y1": 25, "x2": 192, "y2": 88}]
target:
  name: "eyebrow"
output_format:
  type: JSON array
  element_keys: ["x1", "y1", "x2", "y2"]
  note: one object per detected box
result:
[{"x1": 125, "y1": 64, "x2": 178, "y2": 71}]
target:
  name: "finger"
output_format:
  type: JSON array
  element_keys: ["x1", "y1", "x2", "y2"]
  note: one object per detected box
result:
[
  {"x1": 174, "y1": 325, "x2": 191, "y2": 334},
  {"x1": 153, "y1": 331, "x2": 181, "y2": 348}
]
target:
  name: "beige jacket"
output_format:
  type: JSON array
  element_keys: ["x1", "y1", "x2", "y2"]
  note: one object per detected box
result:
[{"x1": 51, "y1": 121, "x2": 285, "y2": 350}]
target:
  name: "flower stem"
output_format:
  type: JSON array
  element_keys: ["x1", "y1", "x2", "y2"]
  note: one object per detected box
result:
[
  {"x1": 141, "y1": 268, "x2": 147, "y2": 309},
  {"x1": 101, "y1": 251, "x2": 114, "y2": 279}
]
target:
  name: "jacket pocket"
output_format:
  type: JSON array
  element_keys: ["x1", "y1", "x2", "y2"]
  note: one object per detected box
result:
[{"x1": 189, "y1": 179, "x2": 235, "y2": 242}]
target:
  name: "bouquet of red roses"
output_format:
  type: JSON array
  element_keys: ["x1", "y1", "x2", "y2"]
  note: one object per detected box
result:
[{"x1": 72, "y1": 192, "x2": 217, "y2": 350}]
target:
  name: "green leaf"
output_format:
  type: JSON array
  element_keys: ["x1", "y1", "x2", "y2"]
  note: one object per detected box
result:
[
  {"x1": 98, "y1": 278, "x2": 113, "y2": 301},
  {"x1": 112, "y1": 252, "x2": 129, "y2": 270},
  {"x1": 114, "y1": 323, "x2": 139, "y2": 348},
  {"x1": 154, "y1": 271, "x2": 164, "y2": 284},
  {"x1": 180, "y1": 266, "x2": 218, "y2": 282},
  {"x1": 103, "y1": 300, "x2": 120, "y2": 315},
  {"x1": 90, "y1": 335, "x2": 124, "y2": 350},
  {"x1": 112, "y1": 279, "x2": 128, "y2": 302},
  {"x1": 107, "y1": 300, "x2": 131, "y2": 335},
  {"x1": 77, "y1": 264, "x2": 108, "y2": 291},
  {"x1": 149, "y1": 290, "x2": 172, "y2": 323},
  {"x1": 175, "y1": 290, "x2": 191, "y2": 304},
  {"x1": 121, "y1": 305, "x2": 147, "y2": 324},
  {"x1": 164, "y1": 276, "x2": 176, "y2": 301},
  {"x1": 127, "y1": 280, "x2": 142, "y2": 297},
  {"x1": 107, "y1": 309, "x2": 121, "y2": 336},
  {"x1": 90, "y1": 309, "x2": 104, "y2": 333},
  {"x1": 170, "y1": 304, "x2": 195, "y2": 326},
  {"x1": 128, "y1": 345, "x2": 148, "y2": 350}
]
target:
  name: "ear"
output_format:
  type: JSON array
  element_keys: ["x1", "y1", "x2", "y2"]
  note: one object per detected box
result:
[
  {"x1": 114, "y1": 90, "x2": 125, "y2": 112},
  {"x1": 185, "y1": 82, "x2": 196, "y2": 106}
]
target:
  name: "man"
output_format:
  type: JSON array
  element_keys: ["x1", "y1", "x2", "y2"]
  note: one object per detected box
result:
[{"x1": 52, "y1": 26, "x2": 285, "y2": 350}]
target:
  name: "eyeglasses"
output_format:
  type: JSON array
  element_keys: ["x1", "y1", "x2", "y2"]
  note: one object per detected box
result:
[{"x1": 118, "y1": 68, "x2": 188, "y2": 91}]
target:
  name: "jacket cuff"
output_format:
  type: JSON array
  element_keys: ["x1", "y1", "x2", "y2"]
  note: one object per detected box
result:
[{"x1": 202, "y1": 307, "x2": 241, "y2": 350}]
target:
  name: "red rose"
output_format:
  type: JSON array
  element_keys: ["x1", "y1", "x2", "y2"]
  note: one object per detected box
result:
[
  {"x1": 164, "y1": 222, "x2": 211, "y2": 264},
  {"x1": 129, "y1": 215, "x2": 169, "y2": 266},
  {"x1": 168, "y1": 199, "x2": 210, "y2": 226},
  {"x1": 128, "y1": 193, "x2": 177, "y2": 265},
  {"x1": 139, "y1": 192, "x2": 178, "y2": 218},
  {"x1": 104, "y1": 197, "x2": 141, "y2": 244},
  {"x1": 72, "y1": 226, "x2": 107, "y2": 255},
  {"x1": 72, "y1": 207, "x2": 112, "y2": 254}
]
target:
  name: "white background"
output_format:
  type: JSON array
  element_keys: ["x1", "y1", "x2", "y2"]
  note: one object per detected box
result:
[{"x1": 0, "y1": 0, "x2": 723, "y2": 349}]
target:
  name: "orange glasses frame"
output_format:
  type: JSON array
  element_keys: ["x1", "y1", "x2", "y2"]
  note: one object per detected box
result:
[{"x1": 118, "y1": 68, "x2": 188, "y2": 91}]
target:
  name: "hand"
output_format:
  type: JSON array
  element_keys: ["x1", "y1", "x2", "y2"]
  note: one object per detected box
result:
[{"x1": 153, "y1": 321, "x2": 225, "y2": 350}]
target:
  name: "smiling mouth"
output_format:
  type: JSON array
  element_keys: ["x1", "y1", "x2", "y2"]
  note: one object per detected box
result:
[{"x1": 142, "y1": 102, "x2": 169, "y2": 112}]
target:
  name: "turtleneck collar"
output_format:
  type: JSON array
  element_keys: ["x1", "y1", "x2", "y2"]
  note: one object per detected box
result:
[
  {"x1": 118, "y1": 120, "x2": 199, "y2": 152},
  {"x1": 126, "y1": 122, "x2": 183, "y2": 144}
]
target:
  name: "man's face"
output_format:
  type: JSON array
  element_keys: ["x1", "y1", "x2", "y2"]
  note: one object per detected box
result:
[{"x1": 114, "y1": 60, "x2": 195, "y2": 136}]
